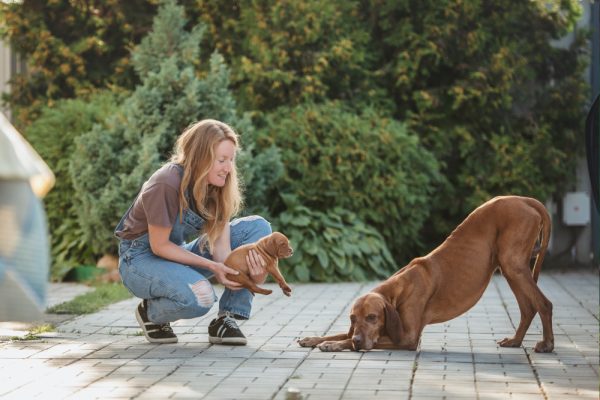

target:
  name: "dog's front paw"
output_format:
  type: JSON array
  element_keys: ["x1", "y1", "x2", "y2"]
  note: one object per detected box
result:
[
  {"x1": 534, "y1": 340, "x2": 554, "y2": 353},
  {"x1": 298, "y1": 337, "x2": 322, "y2": 347},
  {"x1": 497, "y1": 337, "x2": 522, "y2": 348},
  {"x1": 318, "y1": 341, "x2": 346, "y2": 352}
]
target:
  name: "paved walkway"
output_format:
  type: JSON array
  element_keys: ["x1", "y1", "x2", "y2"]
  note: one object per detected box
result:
[{"x1": 0, "y1": 271, "x2": 597, "y2": 399}]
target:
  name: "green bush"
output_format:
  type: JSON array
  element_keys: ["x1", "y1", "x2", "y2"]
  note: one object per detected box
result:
[
  {"x1": 237, "y1": 137, "x2": 283, "y2": 218},
  {"x1": 25, "y1": 91, "x2": 122, "y2": 280},
  {"x1": 258, "y1": 101, "x2": 441, "y2": 263},
  {"x1": 273, "y1": 197, "x2": 395, "y2": 282}
]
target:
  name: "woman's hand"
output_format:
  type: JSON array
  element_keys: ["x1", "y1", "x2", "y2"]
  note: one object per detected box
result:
[
  {"x1": 211, "y1": 262, "x2": 243, "y2": 291},
  {"x1": 247, "y1": 249, "x2": 267, "y2": 284}
]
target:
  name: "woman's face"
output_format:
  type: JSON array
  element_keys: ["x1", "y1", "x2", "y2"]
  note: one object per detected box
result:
[{"x1": 207, "y1": 140, "x2": 236, "y2": 187}]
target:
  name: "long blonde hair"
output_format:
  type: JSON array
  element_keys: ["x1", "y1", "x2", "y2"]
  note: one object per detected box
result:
[{"x1": 170, "y1": 119, "x2": 242, "y2": 253}]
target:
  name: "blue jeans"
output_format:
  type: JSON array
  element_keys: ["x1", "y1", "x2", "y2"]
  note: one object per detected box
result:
[{"x1": 118, "y1": 215, "x2": 271, "y2": 324}]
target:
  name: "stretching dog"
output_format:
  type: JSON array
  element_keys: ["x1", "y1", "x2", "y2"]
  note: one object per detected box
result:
[
  {"x1": 225, "y1": 232, "x2": 293, "y2": 296},
  {"x1": 298, "y1": 196, "x2": 554, "y2": 352}
]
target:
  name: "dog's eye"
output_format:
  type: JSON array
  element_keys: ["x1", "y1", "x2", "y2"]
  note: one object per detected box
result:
[
  {"x1": 366, "y1": 314, "x2": 377, "y2": 323},
  {"x1": 350, "y1": 315, "x2": 357, "y2": 323}
]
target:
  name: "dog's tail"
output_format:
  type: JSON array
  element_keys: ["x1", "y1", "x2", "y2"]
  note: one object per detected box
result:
[{"x1": 525, "y1": 198, "x2": 552, "y2": 283}]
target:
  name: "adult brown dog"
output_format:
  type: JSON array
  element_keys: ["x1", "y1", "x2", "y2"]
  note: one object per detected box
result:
[
  {"x1": 224, "y1": 232, "x2": 294, "y2": 296},
  {"x1": 298, "y1": 196, "x2": 554, "y2": 353}
]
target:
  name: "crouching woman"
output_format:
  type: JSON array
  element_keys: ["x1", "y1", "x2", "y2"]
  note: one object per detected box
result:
[{"x1": 115, "y1": 119, "x2": 270, "y2": 344}]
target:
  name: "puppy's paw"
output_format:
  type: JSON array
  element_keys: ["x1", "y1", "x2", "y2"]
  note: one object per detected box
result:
[
  {"x1": 534, "y1": 340, "x2": 554, "y2": 353},
  {"x1": 497, "y1": 337, "x2": 522, "y2": 348},
  {"x1": 297, "y1": 337, "x2": 322, "y2": 347},
  {"x1": 280, "y1": 284, "x2": 292, "y2": 295},
  {"x1": 318, "y1": 341, "x2": 346, "y2": 352}
]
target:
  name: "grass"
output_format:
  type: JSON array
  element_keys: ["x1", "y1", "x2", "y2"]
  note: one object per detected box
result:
[
  {"x1": 46, "y1": 282, "x2": 132, "y2": 315},
  {"x1": 10, "y1": 324, "x2": 55, "y2": 341}
]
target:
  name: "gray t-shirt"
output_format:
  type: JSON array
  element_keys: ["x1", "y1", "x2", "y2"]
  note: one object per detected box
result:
[{"x1": 116, "y1": 163, "x2": 182, "y2": 240}]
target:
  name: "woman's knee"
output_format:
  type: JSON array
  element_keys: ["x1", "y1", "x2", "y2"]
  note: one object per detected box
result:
[
  {"x1": 254, "y1": 216, "x2": 272, "y2": 237},
  {"x1": 178, "y1": 279, "x2": 217, "y2": 318},
  {"x1": 242, "y1": 215, "x2": 272, "y2": 236}
]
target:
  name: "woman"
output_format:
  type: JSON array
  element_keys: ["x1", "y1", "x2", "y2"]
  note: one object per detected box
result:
[{"x1": 115, "y1": 119, "x2": 270, "y2": 344}]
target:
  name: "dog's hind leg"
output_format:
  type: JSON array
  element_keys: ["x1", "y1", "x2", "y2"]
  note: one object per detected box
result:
[
  {"x1": 496, "y1": 210, "x2": 554, "y2": 353},
  {"x1": 498, "y1": 267, "x2": 554, "y2": 353},
  {"x1": 497, "y1": 272, "x2": 537, "y2": 348}
]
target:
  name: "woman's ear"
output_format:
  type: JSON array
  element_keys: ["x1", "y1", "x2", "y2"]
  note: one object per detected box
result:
[{"x1": 384, "y1": 301, "x2": 402, "y2": 344}]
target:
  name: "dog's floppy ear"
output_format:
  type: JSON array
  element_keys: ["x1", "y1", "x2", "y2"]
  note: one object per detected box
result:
[
  {"x1": 384, "y1": 301, "x2": 401, "y2": 344},
  {"x1": 264, "y1": 234, "x2": 278, "y2": 255},
  {"x1": 278, "y1": 238, "x2": 290, "y2": 256},
  {"x1": 347, "y1": 321, "x2": 355, "y2": 338}
]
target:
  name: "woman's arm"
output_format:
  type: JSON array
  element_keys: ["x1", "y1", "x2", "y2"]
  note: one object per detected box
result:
[
  {"x1": 211, "y1": 222, "x2": 231, "y2": 263},
  {"x1": 213, "y1": 222, "x2": 267, "y2": 284},
  {"x1": 148, "y1": 224, "x2": 241, "y2": 289}
]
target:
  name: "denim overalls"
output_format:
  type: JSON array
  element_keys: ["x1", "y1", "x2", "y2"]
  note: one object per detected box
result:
[{"x1": 115, "y1": 167, "x2": 271, "y2": 324}]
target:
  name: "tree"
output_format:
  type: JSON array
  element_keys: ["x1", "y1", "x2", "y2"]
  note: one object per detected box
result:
[
  {"x1": 365, "y1": 0, "x2": 588, "y2": 239},
  {"x1": 0, "y1": 0, "x2": 156, "y2": 125},
  {"x1": 193, "y1": 0, "x2": 383, "y2": 112}
]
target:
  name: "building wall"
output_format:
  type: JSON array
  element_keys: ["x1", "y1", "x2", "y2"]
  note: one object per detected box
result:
[{"x1": 0, "y1": 39, "x2": 13, "y2": 118}]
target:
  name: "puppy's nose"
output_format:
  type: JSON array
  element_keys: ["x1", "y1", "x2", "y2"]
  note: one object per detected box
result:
[{"x1": 352, "y1": 335, "x2": 362, "y2": 350}]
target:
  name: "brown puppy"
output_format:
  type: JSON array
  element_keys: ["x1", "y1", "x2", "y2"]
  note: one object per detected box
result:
[
  {"x1": 225, "y1": 232, "x2": 294, "y2": 296},
  {"x1": 298, "y1": 196, "x2": 554, "y2": 353}
]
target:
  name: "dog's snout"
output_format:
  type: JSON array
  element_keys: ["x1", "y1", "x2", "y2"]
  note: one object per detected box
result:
[{"x1": 352, "y1": 335, "x2": 362, "y2": 350}]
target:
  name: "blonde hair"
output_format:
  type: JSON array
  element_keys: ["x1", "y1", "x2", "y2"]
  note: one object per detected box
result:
[{"x1": 170, "y1": 119, "x2": 242, "y2": 253}]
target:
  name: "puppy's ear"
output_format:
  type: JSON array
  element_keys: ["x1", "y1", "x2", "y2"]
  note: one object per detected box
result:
[
  {"x1": 384, "y1": 301, "x2": 401, "y2": 344},
  {"x1": 278, "y1": 240, "x2": 288, "y2": 255},
  {"x1": 266, "y1": 235, "x2": 278, "y2": 254}
]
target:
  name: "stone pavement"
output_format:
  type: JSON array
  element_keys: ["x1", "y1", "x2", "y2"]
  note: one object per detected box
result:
[{"x1": 0, "y1": 271, "x2": 597, "y2": 400}]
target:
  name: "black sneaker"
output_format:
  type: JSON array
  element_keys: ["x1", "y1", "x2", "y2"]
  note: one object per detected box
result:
[
  {"x1": 208, "y1": 312, "x2": 247, "y2": 345},
  {"x1": 135, "y1": 300, "x2": 178, "y2": 344}
]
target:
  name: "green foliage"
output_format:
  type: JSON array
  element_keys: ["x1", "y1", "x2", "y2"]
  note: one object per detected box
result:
[
  {"x1": 258, "y1": 101, "x2": 441, "y2": 262},
  {"x1": 195, "y1": 0, "x2": 587, "y2": 247},
  {"x1": 0, "y1": 0, "x2": 157, "y2": 125},
  {"x1": 237, "y1": 136, "x2": 284, "y2": 218},
  {"x1": 364, "y1": 0, "x2": 588, "y2": 238},
  {"x1": 4, "y1": 0, "x2": 589, "y2": 279},
  {"x1": 69, "y1": 0, "x2": 277, "y2": 256},
  {"x1": 273, "y1": 198, "x2": 395, "y2": 282},
  {"x1": 194, "y1": 0, "x2": 385, "y2": 112},
  {"x1": 24, "y1": 91, "x2": 122, "y2": 280}
]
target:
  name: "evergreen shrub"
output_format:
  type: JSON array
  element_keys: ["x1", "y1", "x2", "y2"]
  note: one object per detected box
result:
[{"x1": 25, "y1": 91, "x2": 121, "y2": 280}]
